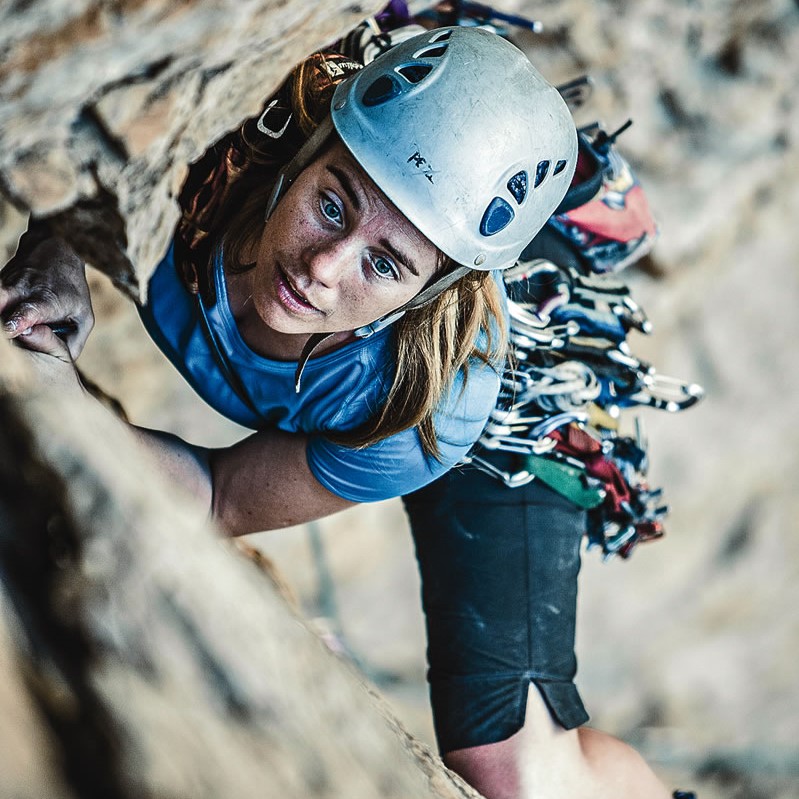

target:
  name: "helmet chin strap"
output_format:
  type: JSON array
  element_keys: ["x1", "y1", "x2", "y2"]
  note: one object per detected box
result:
[
  {"x1": 353, "y1": 264, "x2": 471, "y2": 338},
  {"x1": 260, "y1": 115, "x2": 341, "y2": 392},
  {"x1": 294, "y1": 264, "x2": 471, "y2": 392},
  {"x1": 265, "y1": 115, "x2": 336, "y2": 221}
]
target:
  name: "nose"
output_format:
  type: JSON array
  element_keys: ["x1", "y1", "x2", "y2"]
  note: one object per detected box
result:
[{"x1": 303, "y1": 237, "x2": 357, "y2": 289}]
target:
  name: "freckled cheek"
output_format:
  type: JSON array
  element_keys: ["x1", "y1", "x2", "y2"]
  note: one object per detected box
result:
[
  {"x1": 336, "y1": 282, "x2": 369, "y2": 314},
  {"x1": 267, "y1": 224, "x2": 305, "y2": 266},
  {"x1": 363, "y1": 288, "x2": 413, "y2": 323},
  {"x1": 330, "y1": 282, "x2": 386, "y2": 324},
  {"x1": 269, "y1": 193, "x2": 313, "y2": 247}
]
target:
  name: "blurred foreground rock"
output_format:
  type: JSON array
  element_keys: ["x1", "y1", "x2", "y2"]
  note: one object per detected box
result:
[
  {"x1": 2, "y1": 2, "x2": 799, "y2": 799},
  {"x1": 0, "y1": 0, "x2": 482, "y2": 795},
  {"x1": 0, "y1": 337, "x2": 480, "y2": 797}
]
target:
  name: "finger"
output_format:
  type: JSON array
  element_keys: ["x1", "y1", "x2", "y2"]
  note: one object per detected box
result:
[
  {"x1": 3, "y1": 301, "x2": 50, "y2": 338},
  {"x1": 12, "y1": 323, "x2": 71, "y2": 360},
  {"x1": 0, "y1": 284, "x2": 21, "y2": 315},
  {"x1": 49, "y1": 320, "x2": 84, "y2": 362}
]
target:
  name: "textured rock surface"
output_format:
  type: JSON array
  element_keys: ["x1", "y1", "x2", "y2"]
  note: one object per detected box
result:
[
  {"x1": 0, "y1": 0, "x2": 384, "y2": 296},
  {"x1": 2, "y1": 1, "x2": 799, "y2": 798},
  {"x1": 0, "y1": 1, "x2": 484, "y2": 796},
  {"x1": 0, "y1": 335, "x2": 482, "y2": 798}
]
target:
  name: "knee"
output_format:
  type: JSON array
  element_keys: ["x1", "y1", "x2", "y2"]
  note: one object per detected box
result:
[
  {"x1": 443, "y1": 736, "x2": 522, "y2": 799},
  {"x1": 441, "y1": 684, "x2": 580, "y2": 799}
]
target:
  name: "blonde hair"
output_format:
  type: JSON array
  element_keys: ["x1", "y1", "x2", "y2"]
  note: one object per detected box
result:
[
  {"x1": 339, "y1": 275, "x2": 507, "y2": 458},
  {"x1": 221, "y1": 55, "x2": 507, "y2": 459}
]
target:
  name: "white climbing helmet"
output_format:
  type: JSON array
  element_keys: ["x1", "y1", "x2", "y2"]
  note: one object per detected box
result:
[{"x1": 330, "y1": 25, "x2": 578, "y2": 271}]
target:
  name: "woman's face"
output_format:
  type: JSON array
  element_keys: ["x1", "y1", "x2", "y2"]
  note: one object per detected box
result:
[{"x1": 248, "y1": 140, "x2": 440, "y2": 342}]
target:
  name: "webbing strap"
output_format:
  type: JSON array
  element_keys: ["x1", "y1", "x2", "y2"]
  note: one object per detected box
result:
[
  {"x1": 264, "y1": 116, "x2": 336, "y2": 220},
  {"x1": 196, "y1": 293, "x2": 265, "y2": 424},
  {"x1": 353, "y1": 264, "x2": 472, "y2": 338},
  {"x1": 294, "y1": 332, "x2": 335, "y2": 393}
]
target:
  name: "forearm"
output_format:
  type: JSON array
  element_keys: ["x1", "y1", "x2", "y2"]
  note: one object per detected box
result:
[
  {"x1": 13, "y1": 218, "x2": 57, "y2": 259},
  {"x1": 21, "y1": 333, "x2": 349, "y2": 535},
  {"x1": 16, "y1": 339, "x2": 214, "y2": 522},
  {"x1": 81, "y1": 379, "x2": 348, "y2": 536}
]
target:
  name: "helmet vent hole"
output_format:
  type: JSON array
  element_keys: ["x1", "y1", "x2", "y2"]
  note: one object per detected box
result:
[
  {"x1": 397, "y1": 63, "x2": 433, "y2": 84},
  {"x1": 429, "y1": 29, "x2": 453, "y2": 42},
  {"x1": 414, "y1": 43, "x2": 449, "y2": 59},
  {"x1": 534, "y1": 160, "x2": 551, "y2": 187},
  {"x1": 362, "y1": 74, "x2": 401, "y2": 107},
  {"x1": 507, "y1": 171, "x2": 528, "y2": 204},
  {"x1": 480, "y1": 197, "x2": 515, "y2": 237},
  {"x1": 554, "y1": 159, "x2": 568, "y2": 176}
]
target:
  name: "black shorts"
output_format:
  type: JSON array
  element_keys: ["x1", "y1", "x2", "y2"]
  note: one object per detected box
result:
[{"x1": 402, "y1": 451, "x2": 590, "y2": 754}]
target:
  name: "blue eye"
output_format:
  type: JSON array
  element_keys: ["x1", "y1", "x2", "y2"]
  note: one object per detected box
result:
[
  {"x1": 320, "y1": 196, "x2": 343, "y2": 225},
  {"x1": 372, "y1": 255, "x2": 398, "y2": 280}
]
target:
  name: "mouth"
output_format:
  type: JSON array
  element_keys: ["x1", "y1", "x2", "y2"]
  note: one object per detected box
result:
[{"x1": 275, "y1": 265, "x2": 322, "y2": 315}]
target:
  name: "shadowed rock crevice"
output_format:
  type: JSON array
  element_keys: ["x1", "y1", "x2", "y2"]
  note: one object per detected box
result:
[
  {"x1": 2, "y1": 3, "x2": 799, "y2": 798},
  {"x1": 0, "y1": 395, "x2": 128, "y2": 799}
]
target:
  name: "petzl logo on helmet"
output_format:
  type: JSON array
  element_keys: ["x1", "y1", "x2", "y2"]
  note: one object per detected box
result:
[{"x1": 407, "y1": 150, "x2": 436, "y2": 184}]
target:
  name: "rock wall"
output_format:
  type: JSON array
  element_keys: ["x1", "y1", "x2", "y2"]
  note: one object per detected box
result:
[
  {"x1": 0, "y1": 1, "x2": 485, "y2": 797},
  {"x1": 0, "y1": 0, "x2": 385, "y2": 295},
  {"x1": 2, "y1": 2, "x2": 799, "y2": 798},
  {"x1": 0, "y1": 338, "x2": 483, "y2": 799}
]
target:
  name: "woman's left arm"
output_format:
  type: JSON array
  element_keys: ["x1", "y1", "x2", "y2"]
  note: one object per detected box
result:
[
  {"x1": 15, "y1": 330, "x2": 216, "y2": 516},
  {"x1": 129, "y1": 426, "x2": 355, "y2": 536}
]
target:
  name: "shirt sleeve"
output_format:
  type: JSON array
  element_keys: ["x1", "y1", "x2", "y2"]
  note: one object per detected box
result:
[{"x1": 306, "y1": 359, "x2": 501, "y2": 502}]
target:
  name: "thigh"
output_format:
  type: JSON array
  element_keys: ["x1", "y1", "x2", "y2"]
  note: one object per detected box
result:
[{"x1": 403, "y1": 453, "x2": 590, "y2": 753}]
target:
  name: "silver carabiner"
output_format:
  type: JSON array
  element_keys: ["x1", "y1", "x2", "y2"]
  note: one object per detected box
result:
[
  {"x1": 463, "y1": 453, "x2": 537, "y2": 488},
  {"x1": 631, "y1": 372, "x2": 705, "y2": 412},
  {"x1": 527, "y1": 411, "x2": 589, "y2": 439},
  {"x1": 616, "y1": 295, "x2": 653, "y2": 334},
  {"x1": 478, "y1": 430, "x2": 558, "y2": 455}
]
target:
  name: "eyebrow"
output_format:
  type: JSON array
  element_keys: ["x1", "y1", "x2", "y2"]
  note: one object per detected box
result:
[
  {"x1": 327, "y1": 164, "x2": 420, "y2": 278},
  {"x1": 327, "y1": 165, "x2": 361, "y2": 212},
  {"x1": 381, "y1": 239, "x2": 419, "y2": 277}
]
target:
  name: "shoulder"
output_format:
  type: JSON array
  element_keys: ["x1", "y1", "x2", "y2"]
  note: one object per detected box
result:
[{"x1": 437, "y1": 357, "x2": 501, "y2": 441}]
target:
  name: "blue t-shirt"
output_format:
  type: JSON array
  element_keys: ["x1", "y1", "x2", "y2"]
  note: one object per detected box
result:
[{"x1": 138, "y1": 244, "x2": 502, "y2": 502}]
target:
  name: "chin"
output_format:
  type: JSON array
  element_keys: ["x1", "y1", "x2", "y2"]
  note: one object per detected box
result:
[{"x1": 255, "y1": 301, "x2": 325, "y2": 336}]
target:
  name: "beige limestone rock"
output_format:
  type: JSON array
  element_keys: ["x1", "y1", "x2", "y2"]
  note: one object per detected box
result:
[{"x1": 2, "y1": 2, "x2": 799, "y2": 797}]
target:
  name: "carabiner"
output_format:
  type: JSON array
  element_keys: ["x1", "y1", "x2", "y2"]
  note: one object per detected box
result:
[
  {"x1": 631, "y1": 373, "x2": 705, "y2": 412},
  {"x1": 464, "y1": 453, "x2": 537, "y2": 488}
]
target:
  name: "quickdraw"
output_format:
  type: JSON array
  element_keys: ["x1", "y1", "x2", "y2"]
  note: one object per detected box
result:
[
  {"x1": 348, "y1": 2, "x2": 704, "y2": 560},
  {"x1": 457, "y1": 24, "x2": 700, "y2": 559},
  {"x1": 481, "y1": 142, "x2": 704, "y2": 559}
]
